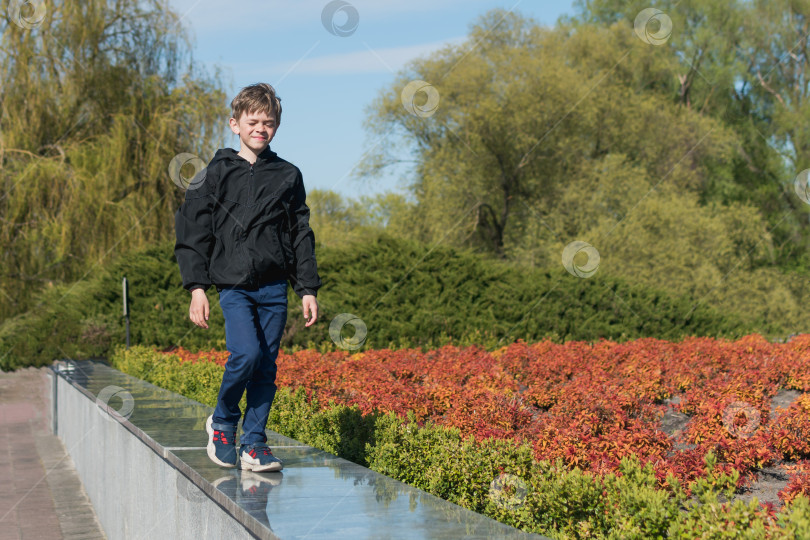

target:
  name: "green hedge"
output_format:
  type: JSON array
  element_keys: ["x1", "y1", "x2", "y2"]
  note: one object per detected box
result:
[
  {"x1": 1, "y1": 232, "x2": 753, "y2": 370},
  {"x1": 109, "y1": 346, "x2": 810, "y2": 539}
]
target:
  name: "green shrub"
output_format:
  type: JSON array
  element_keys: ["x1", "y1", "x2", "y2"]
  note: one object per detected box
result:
[
  {"x1": 109, "y1": 344, "x2": 237, "y2": 412},
  {"x1": 0, "y1": 243, "x2": 220, "y2": 370},
  {"x1": 778, "y1": 496, "x2": 810, "y2": 538},
  {"x1": 2, "y1": 232, "x2": 754, "y2": 370}
]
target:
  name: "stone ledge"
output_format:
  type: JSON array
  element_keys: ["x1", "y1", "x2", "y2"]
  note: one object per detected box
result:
[{"x1": 51, "y1": 360, "x2": 546, "y2": 540}]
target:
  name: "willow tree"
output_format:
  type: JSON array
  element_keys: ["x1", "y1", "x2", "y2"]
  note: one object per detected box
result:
[{"x1": 0, "y1": 0, "x2": 227, "y2": 321}]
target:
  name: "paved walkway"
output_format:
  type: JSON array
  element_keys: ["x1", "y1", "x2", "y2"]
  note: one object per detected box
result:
[{"x1": 0, "y1": 367, "x2": 105, "y2": 540}]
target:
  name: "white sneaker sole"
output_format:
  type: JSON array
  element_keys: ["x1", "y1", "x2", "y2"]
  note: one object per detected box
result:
[
  {"x1": 240, "y1": 455, "x2": 283, "y2": 473},
  {"x1": 206, "y1": 415, "x2": 236, "y2": 468}
]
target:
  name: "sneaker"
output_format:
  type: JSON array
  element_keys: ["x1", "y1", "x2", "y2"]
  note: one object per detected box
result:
[
  {"x1": 206, "y1": 415, "x2": 238, "y2": 468},
  {"x1": 239, "y1": 443, "x2": 284, "y2": 472}
]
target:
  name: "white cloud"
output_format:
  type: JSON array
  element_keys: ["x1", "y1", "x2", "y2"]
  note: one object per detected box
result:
[
  {"x1": 170, "y1": 0, "x2": 486, "y2": 34},
  {"x1": 268, "y1": 37, "x2": 466, "y2": 76}
]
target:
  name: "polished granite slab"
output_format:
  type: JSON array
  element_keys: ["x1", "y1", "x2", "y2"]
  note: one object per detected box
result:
[{"x1": 53, "y1": 360, "x2": 546, "y2": 539}]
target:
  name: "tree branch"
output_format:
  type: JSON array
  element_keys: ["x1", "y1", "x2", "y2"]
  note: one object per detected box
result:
[{"x1": 757, "y1": 69, "x2": 786, "y2": 106}]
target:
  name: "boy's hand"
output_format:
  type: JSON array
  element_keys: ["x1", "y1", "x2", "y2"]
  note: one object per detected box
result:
[
  {"x1": 302, "y1": 295, "x2": 318, "y2": 327},
  {"x1": 189, "y1": 288, "x2": 210, "y2": 329}
]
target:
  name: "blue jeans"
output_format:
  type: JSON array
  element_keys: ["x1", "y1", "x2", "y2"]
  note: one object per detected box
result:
[{"x1": 212, "y1": 279, "x2": 287, "y2": 446}]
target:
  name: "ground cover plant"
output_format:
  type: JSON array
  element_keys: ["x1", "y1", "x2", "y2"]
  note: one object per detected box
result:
[{"x1": 111, "y1": 333, "x2": 810, "y2": 537}]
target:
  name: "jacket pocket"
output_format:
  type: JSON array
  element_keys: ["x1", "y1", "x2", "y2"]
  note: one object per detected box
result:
[
  {"x1": 208, "y1": 231, "x2": 244, "y2": 284},
  {"x1": 248, "y1": 215, "x2": 287, "y2": 277},
  {"x1": 279, "y1": 226, "x2": 294, "y2": 273}
]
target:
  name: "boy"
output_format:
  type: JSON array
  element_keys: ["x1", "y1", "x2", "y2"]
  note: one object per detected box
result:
[{"x1": 174, "y1": 83, "x2": 321, "y2": 472}]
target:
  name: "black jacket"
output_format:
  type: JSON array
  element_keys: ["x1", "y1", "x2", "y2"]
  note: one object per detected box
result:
[{"x1": 174, "y1": 147, "x2": 322, "y2": 298}]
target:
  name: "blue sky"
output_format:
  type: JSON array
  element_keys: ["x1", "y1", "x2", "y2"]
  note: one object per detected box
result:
[{"x1": 169, "y1": 0, "x2": 577, "y2": 199}]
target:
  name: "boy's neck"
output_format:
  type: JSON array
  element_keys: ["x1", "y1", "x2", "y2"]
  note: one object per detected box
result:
[{"x1": 237, "y1": 148, "x2": 259, "y2": 164}]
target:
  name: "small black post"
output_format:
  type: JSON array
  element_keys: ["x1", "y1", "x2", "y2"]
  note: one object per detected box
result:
[{"x1": 122, "y1": 276, "x2": 130, "y2": 349}]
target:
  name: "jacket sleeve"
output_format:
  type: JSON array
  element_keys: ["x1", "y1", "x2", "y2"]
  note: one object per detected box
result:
[
  {"x1": 286, "y1": 169, "x2": 322, "y2": 298},
  {"x1": 174, "y1": 164, "x2": 216, "y2": 292}
]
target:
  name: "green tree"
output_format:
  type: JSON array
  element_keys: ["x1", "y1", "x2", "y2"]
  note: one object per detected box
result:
[
  {"x1": 363, "y1": 10, "x2": 738, "y2": 258},
  {"x1": 568, "y1": 0, "x2": 810, "y2": 269},
  {"x1": 363, "y1": 8, "x2": 810, "y2": 334},
  {"x1": 307, "y1": 189, "x2": 417, "y2": 249},
  {"x1": 0, "y1": 0, "x2": 227, "y2": 321}
]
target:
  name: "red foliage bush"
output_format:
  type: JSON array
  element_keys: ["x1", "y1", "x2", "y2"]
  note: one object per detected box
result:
[{"x1": 164, "y1": 333, "x2": 810, "y2": 501}]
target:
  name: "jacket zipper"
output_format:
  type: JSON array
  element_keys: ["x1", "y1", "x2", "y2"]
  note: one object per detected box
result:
[
  {"x1": 246, "y1": 163, "x2": 255, "y2": 285},
  {"x1": 242, "y1": 161, "x2": 286, "y2": 286}
]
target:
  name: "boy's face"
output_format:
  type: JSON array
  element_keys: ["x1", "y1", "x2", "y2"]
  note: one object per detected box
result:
[{"x1": 229, "y1": 109, "x2": 278, "y2": 155}]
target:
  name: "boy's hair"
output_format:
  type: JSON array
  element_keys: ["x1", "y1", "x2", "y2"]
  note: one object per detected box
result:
[{"x1": 230, "y1": 83, "x2": 282, "y2": 125}]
